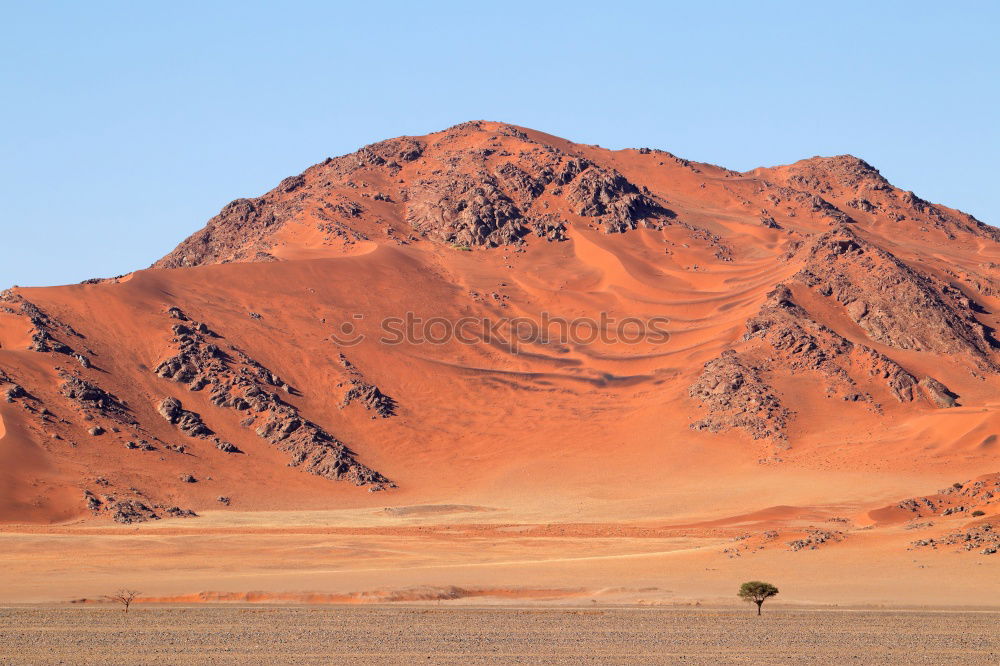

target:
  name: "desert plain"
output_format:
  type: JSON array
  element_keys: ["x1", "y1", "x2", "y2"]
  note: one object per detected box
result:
[{"x1": 1, "y1": 121, "x2": 999, "y2": 660}]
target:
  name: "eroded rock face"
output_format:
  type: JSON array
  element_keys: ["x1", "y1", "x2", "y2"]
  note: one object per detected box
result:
[
  {"x1": 1, "y1": 291, "x2": 83, "y2": 356},
  {"x1": 688, "y1": 264, "x2": 963, "y2": 445},
  {"x1": 761, "y1": 154, "x2": 1000, "y2": 241},
  {"x1": 154, "y1": 196, "x2": 295, "y2": 269},
  {"x1": 688, "y1": 350, "x2": 791, "y2": 442},
  {"x1": 919, "y1": 377, "x2": 958, "y2": 408},
  {"x1": 152, "y1": 308, "x2": 392, "y2": 488},
  {"x1": 60, "y1": 374, "x2": 133, "y2": 422},
  {"x1": 743, "y1": 284, "x2": 956, "y2": 407},
  {"x1": 564, "y1": 165, "x2": 673, "y2": 233},
  {"x1": 407, "y1": 170, "x2": 526, "y2": 247},
  {"x1": 338, "y1": 354, "x2": 397, "y2": 418},
  {"x1": 0, "y1": 369, "x2": 27, "y2": 403},
  {"x1": 744, "y1": 285, "x2": 861, "y2": 399},
  {"x1": 795, "y1": 227, "x2": 996, "y2": 362},
  {"x1": 157, "y1": 397, "x2": 212, "y2": 437},
  {"x1": 152, "y1": 122, "x2": 684, "y2": 263}
]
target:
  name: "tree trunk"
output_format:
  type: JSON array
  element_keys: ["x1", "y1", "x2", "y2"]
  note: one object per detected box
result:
[{"x1": 756, "y1": 601, "x2": 762, "y2": 616}]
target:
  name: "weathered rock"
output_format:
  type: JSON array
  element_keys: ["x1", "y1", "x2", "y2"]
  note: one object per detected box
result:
[
  {"x1": 152, "y1": 313, "x2": 392, "y2": 487},
  {"x1": 111, "y1": 500, "x2": 159, "y2": 524},
  {"x1": 688, "y1": 350, "x2": 790, "y2": 442},
  {"x1": 2, "y1": 382, "x2": 26, "y2": 403},
  {"x1": 564, "y1": 165, "x2": 674, "y2": 233},
  {"x1": 60, "y1": 375, "x2": 132, "y2": 422},
  {"x1": 795, "y1": 227, "x2": 996, "y2": 364},
  {"x1": 157, "y1": 397, "x2": 213, "y2": 437},
  {"x1": 919, "y1": 376, "x2": 958, "y2": 408},
  {"x1": 342, "y1": 381, "x2": 397, "y2": 418}
]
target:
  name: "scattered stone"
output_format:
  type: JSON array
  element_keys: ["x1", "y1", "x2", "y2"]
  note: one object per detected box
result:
[
  {"x1": 111, "y1": 500, "x2": 159, "y2": 524},
  {"x1": 688, "y1": 350, "x2": 790, "y2": 442},
  {"x1": 342, "y1": 381, "x2": 397, "y2": 418},
  {"x1": 60, "y1": 374, "x2": 133, "y2": 422},
  {"x1": 157, "y1": 397, "x2": 213, "y2": 437},
  {"x1": 919, "y1": 376, "x2": 958, "y2": 408},
  {"x1": 164, "y1": 506, "x2": 198, "y2": 518},
  {"x1": 910, "y1": 524, "x2": 999, "y2": 554},
  {"x1": 2, "y1": 383, "x2": 26, "y2": 403},
  {"x1": 152, "y1": 314, "x2": 392, "y2": 487},
  {"x1": 787, "y1": 529, "x2": 845, "y2": 551}
]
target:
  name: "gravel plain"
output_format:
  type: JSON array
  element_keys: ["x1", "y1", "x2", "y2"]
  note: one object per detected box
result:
[{"x1": 0, "y1": 606, "x2": 997, "y2": 665}]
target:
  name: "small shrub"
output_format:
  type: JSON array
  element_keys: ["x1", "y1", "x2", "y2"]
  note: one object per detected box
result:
[{"x1": 972, "y1": 510, "x2": 985, "y2": 517}]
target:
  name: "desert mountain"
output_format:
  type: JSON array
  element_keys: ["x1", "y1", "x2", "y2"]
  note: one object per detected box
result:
[{"x1": 1, "y1": 120, "x2": 998, "y2": 527}]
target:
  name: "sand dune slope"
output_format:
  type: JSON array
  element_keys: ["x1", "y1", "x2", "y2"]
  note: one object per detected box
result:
[{"x1": 1, "y1": 121, "x2": 998, "y2": 604}]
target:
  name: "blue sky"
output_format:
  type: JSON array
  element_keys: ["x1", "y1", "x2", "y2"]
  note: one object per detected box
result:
[{"x1": 1, "y1": 1, "x2": 997, "y2": 287}]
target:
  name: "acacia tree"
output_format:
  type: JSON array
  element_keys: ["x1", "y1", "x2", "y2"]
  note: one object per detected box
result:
[
  {"x1": 109, "y1": 588, "x2": 140, "y2": 613},
  {"x1": 738, "y1": 581, "x2": 778, "y2": 616}
]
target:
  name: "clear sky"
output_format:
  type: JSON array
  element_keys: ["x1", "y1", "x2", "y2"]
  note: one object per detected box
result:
[{"x1": 1, "y1": 1, "x2": 997, "y2": 288}]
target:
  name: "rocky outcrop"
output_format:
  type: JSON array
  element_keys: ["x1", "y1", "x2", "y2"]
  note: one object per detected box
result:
[
  {"x1": 744, "y1": 285, "x2": 860, "y2": 398},
  {"x1": 759, "y1": 155, "x2": 1000, "y2": 242},
  {"x1": 151, "y1": 122, "x2": 685, "y2": 261},
  {"x1": 688, "y1": 350, "x2": 790, "y2": 442},
  {"x1": 59, "y1": 374, "x2": 133, "y2": 423},
  {"x1": 85, "y1": 484, "x2": 199, "y2": 524},
  {"x1": 152, "y1": 308, "x2": 392, "y2": 488},
  {"x1": 342, "y1": 382, "x2": 396, "y2": 418},
  {"x1": 0, "y1": 291, "x2": 82, "y2": 357},
  {"x1": 743, "y1": 284, "x2": 956, "y2": 407},
  {"x1": 338, "y1": 354, "x2": 397, "y2": 418},
  {"x1": 0, "y1": 369, "x2": 27, "y2": 403},
  {"x1": 153, "y1": 195, "x2": 298, "y2": 269},
  {"x1": 794, "y1": 227, "x2": 995, "y2": 363},
  {"x1": 786, "y1": 529, "x2": 845, "y2": 551},
  {"x1": 564, "y1": 164, "x2": 674, "y2": 233},
  {"x1": 157, "y1": 397, "x2": 212, "y2": 437},
  {"x1": 407, "y1": 170, "x2": 526, "y2": 247},
  {"x1": 918, "y1": 377, "x2": 958, "y2": 408},
  {"x1": 405, "y1": 150, "x2": 674, "y2": 245},
  {"x1": 911, "y1": 525, "x2": 999, "y2": 555},
  {"x1": 111, "y1": 499, "x2": 160, "y2": 524},
  {"x1": 889, "y1": 474, "x2": 999, "y2": 522}
]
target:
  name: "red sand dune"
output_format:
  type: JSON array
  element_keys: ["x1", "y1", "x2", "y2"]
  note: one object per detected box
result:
[{"x1": 0, "y1": 121, "x2": 997, "y2": 605}]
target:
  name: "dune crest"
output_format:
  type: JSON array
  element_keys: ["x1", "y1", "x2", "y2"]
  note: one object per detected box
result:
[{"x1": 0, "y1": 121, "x2": 998, "y2": 604}]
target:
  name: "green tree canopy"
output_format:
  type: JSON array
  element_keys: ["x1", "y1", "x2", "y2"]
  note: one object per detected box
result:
[{"x1": 738, "y1": 581, "x2": 779, "y2": 615}]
